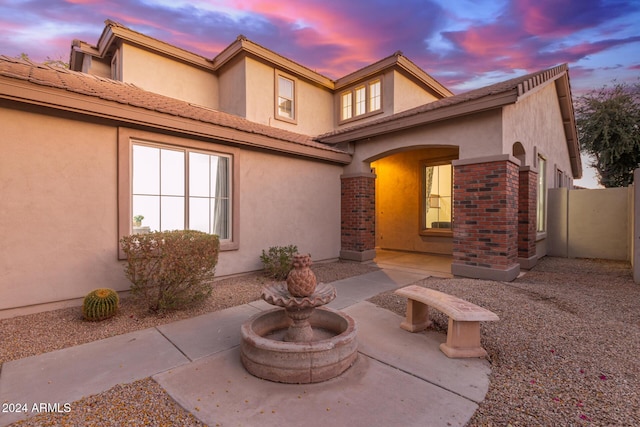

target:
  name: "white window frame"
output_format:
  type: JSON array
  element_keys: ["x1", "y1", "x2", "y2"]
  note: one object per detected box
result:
[
  {"x1": 118, "y1": 128, "x2": 239, "y2": 258},
  {"x1": 420, "y1": 159, "x2": 454, "y2": 235},
  {"x1": 537, "y1": 154, "x2": 547, "y2": 233},
  {"x1": 275, "y1": 72, "x2": 297, "y2": 124},
  {"x1": 339, "y1": 78, "x2": 383, "y2": 123}
]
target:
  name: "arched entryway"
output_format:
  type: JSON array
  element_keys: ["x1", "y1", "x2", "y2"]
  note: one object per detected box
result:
[{"x1": 370, "y1": 146, "x2": 458, "y2": 256}]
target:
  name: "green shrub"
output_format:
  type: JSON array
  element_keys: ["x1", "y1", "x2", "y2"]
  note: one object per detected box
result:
[
  {"x1": 120, "y1": 230, "x2": 220, "y2": 313},
  {"x1": 83, "y1": 288, "x2": 119, "y2": 321},
  {"x1": 260, "y1": 245, "x2": 298, "y2": 280}
]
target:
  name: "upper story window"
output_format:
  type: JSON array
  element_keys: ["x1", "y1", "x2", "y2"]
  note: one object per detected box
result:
[
  {"x1": 276, "y1": 73, "x2": 296, "y2": 123},
  {"x1": 340, "y1": 79, "x2": 382, "y2": 123}
]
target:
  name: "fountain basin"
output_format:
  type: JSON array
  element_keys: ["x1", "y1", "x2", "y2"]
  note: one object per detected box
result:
[{"x1": 240, "y1": 307, "x2": 358, "y2": 384}]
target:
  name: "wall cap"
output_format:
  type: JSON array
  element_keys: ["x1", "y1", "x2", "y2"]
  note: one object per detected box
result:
[{"x1": 453, "y1": 154, "x2": 520, "y2": 167}]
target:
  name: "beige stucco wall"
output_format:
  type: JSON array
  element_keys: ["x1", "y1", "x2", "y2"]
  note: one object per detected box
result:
[
  {"x1": 0, "y1": 108, "x2": 127, "y2": 314},
  {"x1": 242, "y1": 57, "x2": 334, "y2": 135},
  {"x1": 120, "y1": 44, "x2": 219, "y2": 109},
  {"x1": 502, "y1": 82, "x2": 575, "y2": 259},
  {"x1": 218, "y1": 149, "x2": 342, "y2": 275},
  {"x1": 547, "y1": 187, "x2": 630, "y2": 260},
  {"x1": 0, "y1": 107, "x2": 342, "y2": 316},
  {"x1": 346, "y1": 109, "x2": 502, "y2": 175},
  {"x1": 372, "y1": 148, "x2": 456, "y2": 254},
  {"x1": 502, "y1": 82, "x2": 573, "y2": 179},
  {"x1": 392, "y1": 70, "x2": 440, "y2": 114},
  {"x1": 218, "y1": 56, "x2": 247, "y2": 117}
]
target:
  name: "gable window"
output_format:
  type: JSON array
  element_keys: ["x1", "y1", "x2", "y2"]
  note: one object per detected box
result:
[
  {"x1": 340, "y1": 78, "x2": 382, "y2": 122},
  {"x1": 131, "y1": 143, "x2": 232, "y2": 239},
  {"x1": 537, "y1": 154, "x2": 547, "y2": 232},
  {"x1": 276, "y1": 74, "x2": 296, "y2": 122},
  {"x1": 422, "y1": 162, "x2": 453, "y2": 231}
]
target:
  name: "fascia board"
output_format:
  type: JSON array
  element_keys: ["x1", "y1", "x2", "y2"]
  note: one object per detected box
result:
[
  {"x1": 319, "y1": 91, "x2": 518, "y2": 144},
  {"x1": 0, "y1": 78, "x2": 350, "y2": 165},
  {"x1": 212, "y1": 38, "x2": 335, "y2": 89}
]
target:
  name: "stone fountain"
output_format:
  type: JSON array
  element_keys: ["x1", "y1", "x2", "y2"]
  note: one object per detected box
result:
[{"x1": 240, "y1": 253, "x2": 358, "y2": 383}]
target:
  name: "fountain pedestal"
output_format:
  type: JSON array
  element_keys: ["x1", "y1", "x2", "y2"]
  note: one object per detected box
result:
[{"x1": 240, "y1": 255, "x2": 358, "y2": 383}]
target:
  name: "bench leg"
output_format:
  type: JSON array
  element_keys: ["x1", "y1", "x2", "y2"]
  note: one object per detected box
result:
[
  {"x1": 400, "y1": 299, "x2": 432, "y2": 332},
  {"x1": 439, "y1": 319, "x2": 488, "y2": 358}
]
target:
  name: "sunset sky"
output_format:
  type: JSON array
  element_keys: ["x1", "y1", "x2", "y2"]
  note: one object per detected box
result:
[{"x1": 1, "y1": 0, "x2": 639, "y2": 187}]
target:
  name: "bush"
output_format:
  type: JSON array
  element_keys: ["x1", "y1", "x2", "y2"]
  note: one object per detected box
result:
[
  {"x1": 260, "y1": 245, "x2": 298, "y2": 280},
  {"x1": 120, "y1": 230, "x2": 220, "y2": 313}
]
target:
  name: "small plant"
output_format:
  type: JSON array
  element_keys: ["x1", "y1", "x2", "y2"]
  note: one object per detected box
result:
[
  {"x1": 120, "y1": 230, "x2": 219, "y2": 313},
  {"x1": 83, "y1": 288, "x2": 119, "y2": 321},
  {"x1": 133, "y1": 215, "x2": 144, "y2": 226},
  {"x1": 260, "y1": 245, "x2": 298, "y2": 280}
]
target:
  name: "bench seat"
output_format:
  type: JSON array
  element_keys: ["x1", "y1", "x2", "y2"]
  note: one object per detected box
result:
[{"x1": 394, "y1": 285, "x2": 499, "y2": 358}]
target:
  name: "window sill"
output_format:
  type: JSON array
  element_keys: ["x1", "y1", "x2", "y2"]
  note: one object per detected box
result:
[
  {"x1": 419, "y1": 229, "x2": 453, "y2": 237},
  {"x1": 339, "y1": 108, "x2": 384, "y2": 126},
  {"x1": 536, "y1": 231, "x2": 547, "y2": 242},
  {"x1": 220, "y1": 241, "x2": 239, "y2": 251}
]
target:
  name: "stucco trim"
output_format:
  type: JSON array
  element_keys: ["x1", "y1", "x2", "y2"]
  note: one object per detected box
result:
[
  {"x1": 451, "y1": 263, "x2": 520, "y2": 282},
  {"x1": 341, "y1": 172, "x2": 377, "y2": 179},
  {"x1": 340, "y1": 249, "x2": 377, "y2": 262},
  {"x1": 518, "y1": 255, "x2": 538, "y2": 270},
  {"x1": 452, "y1": 154, "x2": 521, "y2": 167}
]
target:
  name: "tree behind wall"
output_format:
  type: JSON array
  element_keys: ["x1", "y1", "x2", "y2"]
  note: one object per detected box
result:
[{"x1": 576, "y1": 79, "x2": 640, "y2": 187}]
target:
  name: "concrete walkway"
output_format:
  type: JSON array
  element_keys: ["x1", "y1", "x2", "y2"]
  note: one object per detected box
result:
[{"x1": 0, "y1": 266, "x2": 491, "y2": 427}]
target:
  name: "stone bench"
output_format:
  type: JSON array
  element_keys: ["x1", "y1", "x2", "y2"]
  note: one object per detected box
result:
[{"x1": 394, "y1": 285, "x2": 499, "y2": 358}]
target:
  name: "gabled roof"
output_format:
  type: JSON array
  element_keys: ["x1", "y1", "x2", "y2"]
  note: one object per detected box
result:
[
  {"x1": 0, "y1": 55, "x2": 350, "y2": 164},
  {"x1": 71, "y1": 20, "x2": 452, "y2": 97},
  {"x1": 318, "y1": 64, "x2": 582, "y2": 178}
]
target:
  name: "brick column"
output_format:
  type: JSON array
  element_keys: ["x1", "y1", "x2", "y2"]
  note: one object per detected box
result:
[
  {"x1": 452, "y1": 155, "x2": 520, "y2": 281},
  {"x1": 340, "y1": 173, "x2": 376, "y2": 262},
  {"x1": 518, "y1": 166, "x2": 538, "y2": 269}
]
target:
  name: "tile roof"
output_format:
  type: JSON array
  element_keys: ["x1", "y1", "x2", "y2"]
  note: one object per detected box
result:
[
  {"x1": 317, "y1": 63, "x2": 570, "y2": 141},
  {"x1": 0, "y1": 55, "x2": 345, "y2": 155}
]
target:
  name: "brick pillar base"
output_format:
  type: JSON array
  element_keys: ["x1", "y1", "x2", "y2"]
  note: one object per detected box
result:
[
  {"x1": 340, "y1": 173, "x2": 376, "y2": 262},
  {"x1": 452, "y1": 156, "x2": 520, "y2": 281},
  {"x1": 518, "y1": 167, "x2": 538, "y2": 269}
]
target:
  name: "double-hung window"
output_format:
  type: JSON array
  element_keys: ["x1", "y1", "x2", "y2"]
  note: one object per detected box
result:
[
  {"x1": 340, "y1": 79, "x2": 382, "y2": 122},
  {"x1": 276, "y1": 74, "x2": 296, "y2": 122},
  {"x1": 422, "y1": 162, "x2": 453, "y2": 231},
  {"x1": 131, "y1": 142, "x2": 232, "y2": 240}
]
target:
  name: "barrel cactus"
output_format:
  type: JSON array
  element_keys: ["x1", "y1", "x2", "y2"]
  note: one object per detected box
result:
[{"x1": 83, "y1": 288, "x2": 119, "y2": 321}]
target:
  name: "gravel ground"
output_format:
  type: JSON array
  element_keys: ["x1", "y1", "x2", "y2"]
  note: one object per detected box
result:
[
  {"x1": 370, "y1": 257, "x2": 639, "y2": 426},
  {"x1": 2, "y1": 261, "x2": 379, "y2": 427},
  {"x1": 4, "y1": 257, "x2": 639, "y2": 426}
]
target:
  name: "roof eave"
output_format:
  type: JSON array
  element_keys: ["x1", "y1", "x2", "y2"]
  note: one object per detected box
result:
[
  {"x1": 554, "y1": 72, "x2": 582, "y2": 179},
  {"x1": 334, "y1": 54, "x2": 453, "y2": 98},
  {"x1": 318, "y1": 90, "x2": 518, "y2": 144},
  {"x1": 212, "y1": 37, "x2": 335, "y2": 89},
  {"x1": 0, "y1": 76, "x2": 350, "y2": 165}
]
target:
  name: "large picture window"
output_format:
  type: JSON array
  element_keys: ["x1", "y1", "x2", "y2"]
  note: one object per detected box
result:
[
  {"x1": 131, "y1": 143, "x2": 232, "y2": 239},
  {"x1": 422, "y1": 162, "x2": 453, "y2": 231}
]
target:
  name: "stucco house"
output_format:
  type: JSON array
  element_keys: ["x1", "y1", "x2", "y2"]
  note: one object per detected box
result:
[{"x1": 0, "y1": 20, "x2": 581, "y2": 316}]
